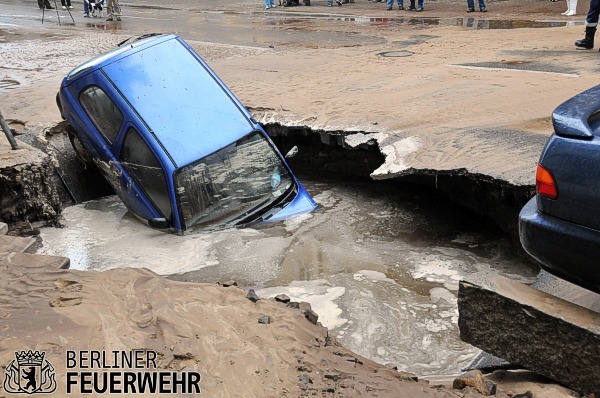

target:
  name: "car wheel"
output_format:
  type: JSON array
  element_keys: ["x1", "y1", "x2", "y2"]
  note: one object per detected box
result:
[{"x1": 67, "y1": 127, "x2": 93, "y2": 168}]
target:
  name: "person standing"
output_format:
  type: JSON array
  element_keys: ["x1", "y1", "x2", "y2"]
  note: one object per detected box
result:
[
  {"x1": 466, "y1": 0, "x2": 486, "y2": 12},
  {"x1": 60, "y1": 0, "x2": 73, "y2": 10},
  {"x1": 106, "y1": 0, "x2": 121, "y2": 21},
  {"x1": 575, "y1": 0, "x2": 600, "y2": 49},
  {"x1": 406, "y1": 0, "x2": 424, "y2": 11},
  {"x1": 37, "y1": 0, "x2": 54, "y2": 9},
  {"x1": 562, "y1": 0, "x2": 578, "y2": 15},
  {"x1": 387, "y1": 0, "x2": 403, "y2": 10}
]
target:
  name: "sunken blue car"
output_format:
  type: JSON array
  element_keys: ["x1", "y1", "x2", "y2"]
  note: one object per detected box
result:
[
  {"x1": 519, "y1": 84, "x2": 600, "y2": 294},
  {"x1": 56, "y1": 34, "x2": 316, "y2": 234}
]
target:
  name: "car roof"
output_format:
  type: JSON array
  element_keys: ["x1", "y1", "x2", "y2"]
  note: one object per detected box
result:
[{"x1": 71, "y1": 34, "x2": 255, "y2": 168}]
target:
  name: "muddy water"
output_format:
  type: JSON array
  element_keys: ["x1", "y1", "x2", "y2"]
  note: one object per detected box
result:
[{"x1": 38, "y1": 177, "x2": 538, "y2": 375}]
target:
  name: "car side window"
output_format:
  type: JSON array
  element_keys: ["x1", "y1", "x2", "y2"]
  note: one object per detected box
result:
[
  {"x1": 79, "y1": 86, "x2": 123, "y2": 145},
  {"x1": 120, "y1": 127, "x2": 172, "y2": 220}
]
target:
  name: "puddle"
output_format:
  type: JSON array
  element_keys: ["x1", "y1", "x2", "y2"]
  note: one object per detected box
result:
[
  {"x1": 378, "y1": 50, "x2": 413, "y2": 57},
  {"x1": 330, "y1": 16, "x2": 582, "y2": 29},
  {"x1": 85, "y1": 22, "x2": 124, "y2": 30},
  {"x1": 38, "y1": 176, "x2": 538, "y2": 375},
  {"x1": 453, "y1": 61, "x2": 578, "y2": 76}
]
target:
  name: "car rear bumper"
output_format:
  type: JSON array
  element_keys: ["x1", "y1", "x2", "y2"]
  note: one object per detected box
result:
[{"x1": 519, "y1": 197, "x2": 600, "y2": 294}]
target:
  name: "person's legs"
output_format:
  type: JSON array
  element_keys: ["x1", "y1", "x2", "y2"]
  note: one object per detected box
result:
[
  {"x1": 575, "y1": 0, "x2": 600, "y2": 48},
  {"x1": 565, "y1": 0, "x2": 577, "y2": 14},
  {"x1": 417, "y1": 0, "x2": 423, "y2": 10},
  {"x1": 112, "y1": 0, "x2": 121, "y2": 18},
  {"x1": 466, "y1": 0, "x2": 475, "y2": 10},
  {"x1": 587, "y1": 0, "x2": 600, "y2": 23},
  {"x1": 478, "y1": 0, "x2": 486, "y2": 10},
  {"x1": 386, "y1": 0, "x2": 394, "y2": 10},
  {"x1": 106, "y1": 0, "x2": 114, "y2": 19}
]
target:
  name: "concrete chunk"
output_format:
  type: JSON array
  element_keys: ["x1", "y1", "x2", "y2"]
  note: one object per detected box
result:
[
  {"x1": 0, "y1": 235, "x2": 36, "y2": 253},
  {"x1": 458, "y1": 274, "x2": 600, "y2": 395},
  {"x1": 0, "y1": 222, "x2": 7, "y2": 235},
  {"x1": 0, "y1": 252, "x2": 70, "y2": 270}
]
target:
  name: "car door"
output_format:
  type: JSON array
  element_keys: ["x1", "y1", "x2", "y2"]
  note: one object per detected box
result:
[
  {"x1": 76, "y1": 78, "x2": 171, "y2": 223},
  {"x1": 76, "y1": 83, "x2": 123, "y2": 178},
  {"x1": 116, "y1": 126, "x2": 173, "y2": 224}
]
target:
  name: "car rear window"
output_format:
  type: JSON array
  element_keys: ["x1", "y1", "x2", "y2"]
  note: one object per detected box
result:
[
  {"x1": 120, "y1": 127, "x2": 172, "y2": 220},
  {"x1": 79, "y1": 86, "x2": 123, "y2": 145}
]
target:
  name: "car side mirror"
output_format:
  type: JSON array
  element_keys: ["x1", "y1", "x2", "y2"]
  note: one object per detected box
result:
[
  {"x1": 148, "y1": 218, "x2": 170, "y2": 229},
  {"x1": 285, "y1": 146, "x2": 298, "y2": 159}
]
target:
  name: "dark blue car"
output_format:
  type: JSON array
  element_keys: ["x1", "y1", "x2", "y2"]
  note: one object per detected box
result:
[
  {"x1": 519, "y1": 85, "x2": 600, "y2": 294},
  {"x1": 56, "y1": 34, "x2": 316, "y2": 234}
]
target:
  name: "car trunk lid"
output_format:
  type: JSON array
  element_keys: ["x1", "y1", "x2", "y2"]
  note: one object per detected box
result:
[{"x1": 539, "y1": 84, "x2": 600, "y2": 231}]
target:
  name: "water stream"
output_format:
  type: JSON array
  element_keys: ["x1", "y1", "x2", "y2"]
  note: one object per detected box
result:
[{"x1": 38, "y1": 176, "x2": 539, "y2": 375}]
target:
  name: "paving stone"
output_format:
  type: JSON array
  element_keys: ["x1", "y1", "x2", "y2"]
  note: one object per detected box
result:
[
  {"x1": 452, "y1": 370, "x2": 496, "y2": 396},
  {"x1": 304, "y1": 309, "x2": 319, "y2": 325},
  {"x1": 274, "y1": 294, "x2": 290, "y2": 303},
  {"x1": 246, "y1": 289, "x2": 260, "y2": 303}
]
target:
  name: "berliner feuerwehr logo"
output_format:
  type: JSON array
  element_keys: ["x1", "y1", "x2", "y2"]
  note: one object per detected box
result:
[{"x1": 3, "y1": 350, "x2": 57, "y2": 395}]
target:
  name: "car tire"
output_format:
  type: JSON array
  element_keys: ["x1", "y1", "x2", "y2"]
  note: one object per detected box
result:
[{"x1": 67, "y1": 126, "x2": 93, "y2": 168}]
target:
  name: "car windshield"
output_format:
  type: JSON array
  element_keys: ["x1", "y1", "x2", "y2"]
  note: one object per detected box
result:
[{"x1": 174, "y1": 132, "x2": 294, "y2": 230}]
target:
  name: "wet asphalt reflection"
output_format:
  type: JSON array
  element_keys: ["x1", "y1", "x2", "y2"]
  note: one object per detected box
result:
[{"x1": 38, "y1": 176, "x2": 539, "y2": 375}]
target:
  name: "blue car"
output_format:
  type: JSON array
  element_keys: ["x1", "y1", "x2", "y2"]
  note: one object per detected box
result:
[
  {"x1": 56, "y1": 34, "x2": 316, "y2": 234},
  {"x1": 519, "y1": 84, "x2": 600, "y2": 294}
]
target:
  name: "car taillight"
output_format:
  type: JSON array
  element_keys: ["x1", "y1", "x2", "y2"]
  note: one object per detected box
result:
[{"x1": 536, "y1": 164, "x2": 557, "y2": 199}]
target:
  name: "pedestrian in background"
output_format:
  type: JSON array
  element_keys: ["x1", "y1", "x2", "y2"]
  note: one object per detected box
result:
[
  {"x1": 562, "y1": 0, "x2": 578, "y2": 15},
  {"x1": 265, "y1": 0, "x2": 275, "y2": 9},
  {"x1": 387, "y1": 0, "x2": 403, "y2": 10},
  {"x1": 467, "y1": 0, "x2": 486, "y2": 12},
  {"x1": 406, "y1": 0, "x2": 424, "y2": 11},
  {"x1": 105, "y1": 0, "x2": 121, "y2": 21},
  {"x1": 575, "y1": 0, "x2": 600, "y2": 48},
  {"x1": 60, "y1": 0, "x2": 73, "y2": 10},
  {"x1": 37, "y1": 0, "x2": 54, "y2": 9}
]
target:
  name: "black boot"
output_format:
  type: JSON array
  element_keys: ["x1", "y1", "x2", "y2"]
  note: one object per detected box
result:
[{"x1": 575, "y1": 26, "x2": 596, "y2": 49}]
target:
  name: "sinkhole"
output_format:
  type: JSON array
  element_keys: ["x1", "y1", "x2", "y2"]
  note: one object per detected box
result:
[{"x1": 13, "y1": 122, "x2": 541, "y2": 375}]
